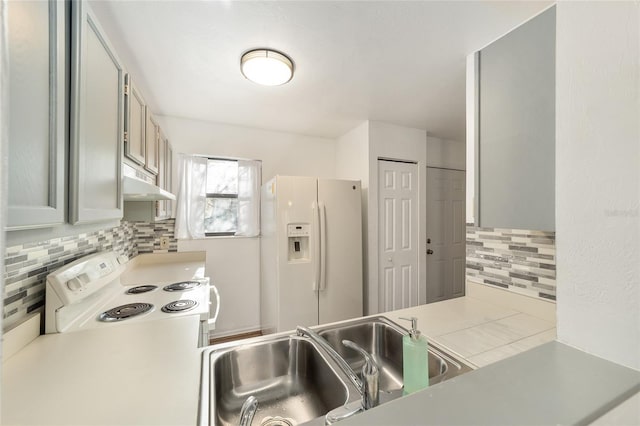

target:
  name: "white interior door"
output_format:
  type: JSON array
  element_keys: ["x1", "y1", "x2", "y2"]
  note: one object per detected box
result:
[
  {"x1": 426, "y1": 168, "x2": 466, "y2": 303},
  {"x1": 378, "y1": 160, "x2": 419, "y2": 312}
]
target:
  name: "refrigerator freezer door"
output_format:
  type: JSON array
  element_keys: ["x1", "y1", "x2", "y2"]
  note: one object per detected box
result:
[
  {"x1": 317, "y1": 179, "x2": 363, "y2": 324},
  {"x1": 276, "y1": 176, "x2": 319, "y2": 331}
]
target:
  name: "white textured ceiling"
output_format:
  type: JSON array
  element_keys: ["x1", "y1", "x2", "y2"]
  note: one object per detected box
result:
[{"x1": 90, "y1": 1, "x2": 551, "y2": 141}]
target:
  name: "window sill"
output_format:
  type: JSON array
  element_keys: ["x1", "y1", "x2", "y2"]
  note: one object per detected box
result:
[{"x1": 178, "y1": 235, "x2": 260, "y2": 241}]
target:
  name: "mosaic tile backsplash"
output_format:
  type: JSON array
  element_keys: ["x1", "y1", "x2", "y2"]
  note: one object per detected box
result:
[
  {"x1": 3, "y1": 219, "x2": 177, "y2": 331},
  {"x1": 466, "y1": 225, "x2": 556, "y2": 301},
  {"x1": 134, "y1": 219, "x2": 178, "y2": 254}
]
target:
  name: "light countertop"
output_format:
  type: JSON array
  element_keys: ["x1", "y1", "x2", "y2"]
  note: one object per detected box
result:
[
  {"x1": 7, "y1": 287, "x2": 635, "y2": 426},
  {"x1": 120, "y1": 251, "x2": 206, "y2": 285},
  {"x1": 381, "y1": 295, "x2": 556, "y2": 368},
  {"x1": 2, "y1": 315, "x2": 202, "y2": 426},
  {"x1": 339, "y1": 341, "x2": 640, "y2": 426}
]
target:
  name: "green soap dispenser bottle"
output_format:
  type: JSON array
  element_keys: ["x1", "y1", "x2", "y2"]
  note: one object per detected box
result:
[{"x1": 400, "y1": 316, "x2": 429, "y2": 395}]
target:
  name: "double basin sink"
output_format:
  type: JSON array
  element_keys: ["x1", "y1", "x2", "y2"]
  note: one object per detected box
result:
[{"x1": 198, "y1": 316, "x2": 473, "y2": 426}]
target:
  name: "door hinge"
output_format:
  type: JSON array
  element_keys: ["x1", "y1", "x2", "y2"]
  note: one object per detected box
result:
[
  {"x1": 124, "y1": 84, "x2": 130, "y2": 96},
  {"x1": 123, "y1": 131, "x2": 128, "y2": 142}
]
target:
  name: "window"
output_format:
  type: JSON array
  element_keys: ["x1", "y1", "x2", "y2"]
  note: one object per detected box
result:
[
  {"x1": 205, "y1": 158, "x2": 239, "y2": 236},
  {"x1": 202, "y1": 157, "x2": 262, "y2": 237}
]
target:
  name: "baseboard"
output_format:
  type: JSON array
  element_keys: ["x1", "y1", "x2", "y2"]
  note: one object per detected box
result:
[{"x1": 466, "y1": 279, "x2": 556, "y2": 324}]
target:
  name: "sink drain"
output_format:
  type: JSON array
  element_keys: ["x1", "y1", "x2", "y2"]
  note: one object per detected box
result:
[{"x1": 260, "y1": 416, "x2": 295, "y2": 426}]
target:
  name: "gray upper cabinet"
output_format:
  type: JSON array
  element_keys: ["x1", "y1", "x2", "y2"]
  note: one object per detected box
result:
[
  {"x1": 144, "y1": 109, "x2": 160, "y2": 175},
  {"x1": 124, "y1": 74, "x2": 146, "y2": 166},
  {"x1": 7, "y1": 0, "x2": 66, "y2": 230},
  {"x1": 477, "y1": 7, "x2": 555, "y2": 231},
  {"x1": 165, "y1": 141, "x2": 173, "y2": 217},
  {"x1": 69, "y1": 0, "x2": 124, "y2": 224},
  {"x1": 155, "y1": 132, "x2": 170, "y2": 219}
]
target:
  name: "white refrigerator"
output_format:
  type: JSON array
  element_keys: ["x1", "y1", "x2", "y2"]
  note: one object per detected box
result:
[{"x1": 260, "y1": 176, "x2": 363, "y2": 334}]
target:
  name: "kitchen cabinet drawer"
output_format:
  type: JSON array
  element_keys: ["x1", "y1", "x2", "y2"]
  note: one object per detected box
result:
[
  {"x1": 124, "y1": 74, "x2": 146, "y2": 166},
  {"x1": 69, "y1": 0, "x2": 124, "y2": 224},
  {"x1": 7, "y1": 0, "x2": 66, "y2": 229}
]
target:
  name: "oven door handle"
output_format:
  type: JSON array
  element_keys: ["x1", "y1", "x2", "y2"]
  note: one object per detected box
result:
[{"x1": 208, "y1": 284, "x2": 221, "y2": 325}]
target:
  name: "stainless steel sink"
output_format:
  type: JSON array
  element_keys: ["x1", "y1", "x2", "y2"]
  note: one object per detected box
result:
[
  {"x1": 199, "y1": 335, "x2": 358, "y2": 426},
  {"x1": 199, "y1": 316, "x2": 473, "y2": 425},
  {"x1": 314, "y1": 316, "x2": 473, "y2": 390}
]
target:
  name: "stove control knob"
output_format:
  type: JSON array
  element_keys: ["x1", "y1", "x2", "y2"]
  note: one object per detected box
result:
[{"x1": 66, "y1": 277, "x2": 83, "y2": 292}]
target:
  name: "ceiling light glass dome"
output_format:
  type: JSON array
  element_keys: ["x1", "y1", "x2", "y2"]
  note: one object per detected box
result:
[{"x1": 240, "y1": 49, "x2": 294, "y2": 86}]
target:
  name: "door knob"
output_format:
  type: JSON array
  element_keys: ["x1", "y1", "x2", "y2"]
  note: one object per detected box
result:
[
  {"x1": 427, "y1": 249, "x2": 434, "y2": 255},
  {"x1": 387, "y1": 257, "x2": 393, "y2": 262}
]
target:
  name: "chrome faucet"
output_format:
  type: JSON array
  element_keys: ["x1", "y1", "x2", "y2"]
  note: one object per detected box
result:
[
  {"x1": 295, "y1": 326, "x2": 380, "y2": 424},
  {"x1": 296, "y1": 326, "x2": 363, "y2": 391},
  {"x1": 342, "y1": 339, "x2": 380, "y2": 409},
  {"x1": 239, "y1": 395, "x2": 258, "y2": 426}
]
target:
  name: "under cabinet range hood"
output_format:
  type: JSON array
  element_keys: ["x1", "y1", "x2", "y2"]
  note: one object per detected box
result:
[{"x1": 123, "y1": 176, "x2": 176, "y2": 201}]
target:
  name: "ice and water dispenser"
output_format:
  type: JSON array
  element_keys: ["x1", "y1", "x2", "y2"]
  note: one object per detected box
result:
[{"x1": 287, "y1": 223, "x2": 310, "y2": 261}]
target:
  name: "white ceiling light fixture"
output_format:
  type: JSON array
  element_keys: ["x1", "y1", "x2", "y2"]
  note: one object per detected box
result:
[{"x1": 240, "y1": 49, "x2": 294, "y2": 86}]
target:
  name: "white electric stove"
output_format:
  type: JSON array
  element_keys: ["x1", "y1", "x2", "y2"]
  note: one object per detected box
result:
[{"x1": 45, "y1": 251, "x2": 211, "y2": 346}]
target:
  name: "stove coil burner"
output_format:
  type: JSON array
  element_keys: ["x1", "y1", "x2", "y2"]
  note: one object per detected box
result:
[
  {"x1": 161, "y1": 299, "x2": 198, "y2": 313},
  {"x1": 98, "y1": 303, "x2": 154, "y2": 322},
  {"x1": 125, "y1": 285, "x2": 158, "y2": 295},
  {"x1": 163, "y1": 281, "x2": 202, "y2": 292}
]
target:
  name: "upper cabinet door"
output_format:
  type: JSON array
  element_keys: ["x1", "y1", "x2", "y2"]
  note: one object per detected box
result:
[
  {"x1": 124, "y1": 74, "x2": 146, "y2": 166},
  {"x1": 155, "y1": 131, "x2": 168, "y2": 219},
  {"x1": 7, "y1": 0, "x2": 66, "y2": 230},
  {"x1": 144, "y1": 108, "x2": 159, "y2": 175},
  {"x1": 165, "y1": 141, "x2": 174, "y2": 218},
  {"x1": 477, "y1": 7, "x2": 555, "y2": 231},
  {"x1": 69, "y1": 0, "x2": 124, "y2": 224}
]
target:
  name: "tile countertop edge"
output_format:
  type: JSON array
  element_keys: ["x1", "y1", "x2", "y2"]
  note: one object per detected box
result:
[{"x1": 339, "y1": 341, "x2": 640, "y2": 426}]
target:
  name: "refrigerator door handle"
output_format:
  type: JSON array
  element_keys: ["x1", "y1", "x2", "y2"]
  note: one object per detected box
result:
[
  {"x1": 319, "y1": 203, "x2": 327, "y2": 291},
  {"x1": 312, "y1": 202, "x2": 321, "y2": 291}
]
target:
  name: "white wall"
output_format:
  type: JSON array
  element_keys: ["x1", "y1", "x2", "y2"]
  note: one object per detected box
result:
[
  {"x1": 160, "y1": 116, "x2": 337, "y2": 337},
  {"x1": 335, "y1": 122, "x2": 370, "y2": 312},
  {"x1": 178, "y1": 237, "x2": 260, "y2": 337},
  {"x1": 368, "y1": 121, "x2": 428, "y2": 314},
  {"x1": 157, "y1": 115, "x2": 337, "y2": 183},
  {"x1": 556, "y1": 2, "x2": 640, "y2": 370},
  {"x1": 426, "y1": 136, "x2": 465, "y2": 170}
]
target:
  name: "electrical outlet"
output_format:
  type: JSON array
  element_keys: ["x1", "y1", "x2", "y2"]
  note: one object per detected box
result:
[{"x1": 160, "y1": 237, "x2": 170, "y2": 250}]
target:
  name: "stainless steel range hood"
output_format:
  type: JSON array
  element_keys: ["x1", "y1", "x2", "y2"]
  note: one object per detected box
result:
[{"x1": 123, "y1": 176, "x2": 176, "y2": 201}]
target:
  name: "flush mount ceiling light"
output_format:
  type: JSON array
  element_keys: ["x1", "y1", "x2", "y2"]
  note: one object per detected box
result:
[{"x1": 240, "y1": 49, "x2": 294, "y2": 86}]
